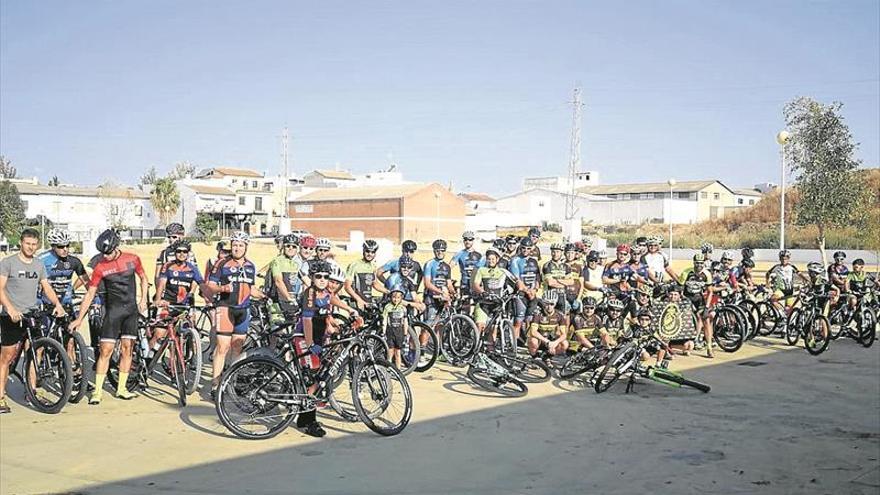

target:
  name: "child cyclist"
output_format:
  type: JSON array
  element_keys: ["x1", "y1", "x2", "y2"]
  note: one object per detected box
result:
[{"x1": 382, "y1": 286, "x2": 409, "y2": 369}]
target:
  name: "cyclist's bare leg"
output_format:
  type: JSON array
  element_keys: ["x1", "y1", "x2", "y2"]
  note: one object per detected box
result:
[{"x1": 0, "y1": 344, "x2": 21, "y2": 400}]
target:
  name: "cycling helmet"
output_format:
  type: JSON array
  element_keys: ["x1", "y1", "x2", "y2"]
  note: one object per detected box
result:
[
  {"x1": 778, "y1": 249, "x2": 791, "y2": 259},
  {"x1": 282, "y1": 234, "x2": 298, "y2": 246},
  {"x1": 807, "y1": 262, "x2": 824, "y2": 275},
  {"x1": 316, "y1": 237, "x2": 331, "y2": 250},
  {"x1": 165, "y1": 223, "x2": 185, "y2": 236},
  {"x1": 300, "y1": 236, "x2": 317, "y2": 249},
  {"x1": 462, "y1": 231, "x2": 475, "y2": 240},
  {"x1": 528, "y1": 226, "x2": 541, "y2": 237},
  {"x1": 230, "y1": 231, "x2": 250, "y2": 244},
  {"x1": 741, "y1": 247, "x2": 754, "y2": 260},
  {"x1": 539, "y1": 293, "x2": 557, "y2": 311},
  {"x1": 586, "y1": 250, "x2": 600, "y2": 262},
  {"x1": 492, "y1": 238, "x2": 506, "y2": 251},
  {"x1": 635, "y1": 285, "x2": 652, "y2": 297},
  {"x1": 635, "y1": 236, "x2": 648, "y2": 247},
  {"x1": 721, "y1": 250, "x2": 735, "y2": 261},
  {"x1": 485, "y1": 247, "x2": 501, "y2": 258},
  {"x1": 329, "y1": 265, "x2": 346, "y2": 283},
  {"x1": 432, "y1": 239, "x2": 448, "y2": 251},
  {"x1": 171, "y1": 239, "x2": 192, "y2": 252},
  {"x1": 693, "y1": 253, "x2": 706, "y2": 263},
  {"x1": 710, "y1": 261, "x2": 724, "y2": 272},
  {"x1": 389, "y1": 284, "x2": 405, "y2": 295},
  {"x1": 47, "y1": 228, "x2": 71, "y2": 246},
  {"x1": 216, "y1": 241, "x2": 230, "y2": 252},
  {"x1": 564, "y1": 243, "x2": 577, "y2": 253},
  {"x1": 402, "y1": 240, "x2": 417, "y2": 253},
  {"x1": 581, "y1": 237, "x2": 593, "y2": 248},
  {"x1": 581, "y1": 296, "x2": 598, "y2": 309},
  {"x1": 607, "y1": 299, "x2": 625, "y2": 311},
  {"x1": 505, "y1": 234, "x2": 519, "y2": 245},
  {"x1": 309, "y1": 260, "x2": 331, "y2": 276},
  {"x1": 853, "y1": 258, "x2": 865, "y2": 266},
  {"x1": 274, "y1": 235, "x2": 284, "y2": 246},
  {"x1": 398, "y1": 255, "x2": 414, "y2": 269},
  {"x1": 833, "y1": 251, "x2": 846, "y2": 261},
  {"x1": 741, "y1": 258, "x2": 755, "y2": 269},
  {"x1": 647, "y1": 235, "x2": 663, "y2": 246},
  {"x1": 519, "y1": 237, "x2": 535, "y2": 248},
  {"x1": 95, "y1": 229, "x2": 120, "y2": 255},
  {"x1": 700, "y1": 242, "x2": 714, "y2": 254},
  {"x1": 363, "y1": 239, "x2": 379, "y2": 252},
  {"x1": 616, "y1": 244, "x2": 631, "y2": 254},
  {"x1": 574, "y1": 241, "x2": 586, "y2": 253},
  {"x1": 550, "y1": 242, "x2": 564, "y2": 251},
  {"x1": 636, "y1": 308, "x2": 653, "y2": 320}
]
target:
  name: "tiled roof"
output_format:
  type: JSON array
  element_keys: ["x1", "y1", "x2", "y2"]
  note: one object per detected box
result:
[
  {"x1": 186, "y1": 184, "x2": 235, "y2": 196},
  {"x1": 196, "y1": 167, "x2": 263, "y2": 178},
  {"x1": 734, "y1": 188, "x2": 764, "y2": 197},
  {"x1": 458, "y1": 192, "x2": 496, "y2": 202}
]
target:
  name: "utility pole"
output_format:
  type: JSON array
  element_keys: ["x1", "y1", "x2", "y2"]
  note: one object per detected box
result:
[
  {"x1": 280, "y1": 126, "x2": 291, "y2": 234},
  {"x1": 565, "y1": 87, "x2": 584, "y2": 221}
]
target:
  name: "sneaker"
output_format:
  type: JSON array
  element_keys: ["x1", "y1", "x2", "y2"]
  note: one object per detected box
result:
[
  {"x1": 0, "y1": 397, "x2": 11, "y2": 414},
  {"x1": 303, "y1": 421, "x2": 327, "y2": 438},
  {"x1": 88, "y1": 393, "x2": 102, "y2": 405},
  {"x1": 116, "y1": 390, "x2": 138, "y2": 400}
]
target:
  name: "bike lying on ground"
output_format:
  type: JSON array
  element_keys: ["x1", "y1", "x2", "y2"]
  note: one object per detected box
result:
[{"x1": 7, "y1": 310, "x2": 73, "y2": 413}]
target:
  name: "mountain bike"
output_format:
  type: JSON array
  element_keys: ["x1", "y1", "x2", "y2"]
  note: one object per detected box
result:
[
  {"x1": 43, "y1": 300, "x2": 89, "y2": 403},
  {"x1": 784, "y1": 288, "x2": 831, "y2": 355},
  {"x1": 6, "y1": 310, "x2": 73, "y2": 413}
]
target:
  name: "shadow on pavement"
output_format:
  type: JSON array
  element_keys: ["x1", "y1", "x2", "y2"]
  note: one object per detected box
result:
[{"x1": 67, "y1": 340, "x2": 879, "y2": 495}]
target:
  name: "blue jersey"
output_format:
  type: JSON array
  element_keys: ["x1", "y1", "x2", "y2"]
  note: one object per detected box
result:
[
  {"x1": 158, "y1": 260, "x2": 204, "y2": 304},
  {"x1": 510, "y1": 255, "x2": 541, "y2": 290},
  {"x1": 38, "y1": 250, "x2": 87, "y2": 305},
  {"x1": 451, "y1": 249, "x2": 484, "y2": 288},
  {"x1": 385, "y1": 273, "x2": 418, "y2": 301},
  {"x1": 423, "y1": 258, "x2": 452, "y2": 297},
  {"x1": 381, "y1": 257, "x2": 423, "y2": 288}
]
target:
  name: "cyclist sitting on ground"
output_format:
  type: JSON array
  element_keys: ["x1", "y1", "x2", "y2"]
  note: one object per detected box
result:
[
  {"x1": 382, "y1": 286, "x2": 409, "y2": 370},
  {"x1": 527, "y1": 293, "x2": 568, "y2": 358},
  {"x1": 570, "y1": 296, "x2": 602, "y2": 352},
  {"x1": 151, "y1": 240, "x2": 209, "y2": 356},
  {"x1": 600, "y1": 298, "x2": 627, "y2": 347},
  {"x1": 423, "y1": 239, "x2": 454, "y2": 324},
  {"x1": 345, "y1": 239, "x2": 382, "y2": 311},
  {"x1": 0, "y1": 228, "x2": 68, "y2": 414}
]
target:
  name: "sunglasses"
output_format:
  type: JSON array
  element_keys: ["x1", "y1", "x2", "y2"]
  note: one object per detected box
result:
[
  {"x1": 55, "y1": 245, "x2": 70, "y2": 249},
  {"x1": 463, "y1": 238, "x2": 475, "y2": 242},
  {"x1": 175, "y1": 249, "x2": 190, "y2": 254},
  {"x1": 167, "y1": 236, "x2": 181, "y2": 241},
  {"x1": 301, "y1": 246, "x2": 315, "y2": 250},
  {"x1": 317, "y1": 248, "x2": 330, "y2": 253},
  {"x1": 609, "y1": 309, "x2": 622, "y2": 313},
  {"x1": 364, "y1": 249, "x2": 377, "y2": 254},
  {"x1": 284, "y1": 244, "x2": 298, "y2": 248},
  {"x1": 313, "y1": 274, "x2": 329, "y2": 280}
]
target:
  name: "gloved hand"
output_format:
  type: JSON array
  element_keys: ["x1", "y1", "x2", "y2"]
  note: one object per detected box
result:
[{"x1": 309, "y1": 344, "x2": 323, "y2": 356}]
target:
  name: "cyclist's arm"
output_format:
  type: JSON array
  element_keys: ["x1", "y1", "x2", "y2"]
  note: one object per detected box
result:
[
  {"x1": 329, "y1": 293, "x2": 357, "y2": 315},
  {"x1": 554, "y1": 324, "x2": 567, "y2": 343},
  {"x1": 153, "y1": 277, "x2": 168, "y2": 306},
  {"x1": 0, "y1": 273, "x2": 21, "y2": 320},
  {"x1": 70, "y1": 285, "x2": 100, "y2": 328},
  {"x1": 343, "y1": 278, "x2": 364, "y2": 306}
]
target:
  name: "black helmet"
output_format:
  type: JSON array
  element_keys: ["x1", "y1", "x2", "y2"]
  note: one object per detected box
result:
[
  {"x1": 309, "y1": 260, "x2": 331, "y2": 276},
  {"x1": 398, "y1": 255, "x2": 414, "y2": 269},
  {"x1": 582, "y1": 296, "x2": 597, "y2": 309},
  {"x1": 779, "y1": 249, "x2": 791, "y2": 259},
  {"x1": 520, "y1": 237, "x2": 535, "y2": 248},
  {"x1": 853, "y1": 258, "x2": 865, "y2": 266},
  {"x1": 807, "y1": 262, "x2": 824, "y2": 275},
  {"x1": 635, "y1": 236, "x2": 648, "y2": 247},
  {"x1": 586, "y1": 250, "x2": 600, "y2": 262},
  {"x1": 95, "y1": 229, "x2": 120, "y2": 255},
  {"x1": 564, "y1": 242, "x2": 576, "y2": 253},
  {"x1": 165, "y1": 223, "x2": 185, "y2": 236},
  {"x1": 215, "y1": 240, "x2": 230, "y2": 252},
  {"x1": 432, "y1": 239, "x2": 447, "y2": 251},
  {"x1": 402, "y1": 240, "x2": 417, "y2": 253},
  {"x1": 505, "y1": 234, "x2": 519, "y2": 244},
  {"x1": 363, "y1": 239, "x2": 379, "y2": 252},
  {"x1": 833, "y1": 251, "x2": 846, "y2": 261},
  {"x1": 710, "y1": 261, "x2": 724, "y2": 272},
  {"x1": 283, "y1": 234, "x2": 298, "y2": 246},
  {"x1": 528, "y1": 226, "x2": 541, "y2": 237},
  {"x1": 492, "y1": 238, "x2": 506, "y2": 251},
  {"x1": 741, "y1": 247, "x2": 754, "y2": 260},
  {"x1": 171, "y1": 239, "x2": 191, "y2": 252},
  {"x1": 741, "y1": 258, "x2": 755, "y2": 268}
]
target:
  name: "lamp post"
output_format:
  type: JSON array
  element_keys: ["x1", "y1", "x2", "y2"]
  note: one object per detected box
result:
[
  {"x1": 434, "y1": 191, "x2": 441, "y2": 237},
  {"x1": 667, "y1": 178, "x2": 676, "y2": 259},
  {"x1": 776, "y1": 130, "x2": 790, "y2": 250}
]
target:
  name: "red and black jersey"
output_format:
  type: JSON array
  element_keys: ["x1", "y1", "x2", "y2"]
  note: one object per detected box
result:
[{"x1": 89, "y1": 252, "x2": 146, "y2": 310}]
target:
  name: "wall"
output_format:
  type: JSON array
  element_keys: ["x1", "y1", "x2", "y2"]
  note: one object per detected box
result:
[
  {"x1": 696, "y1": 183, "x2": 736, "y2": 220},
  {"x1": 289, "y1": 198, "x2": 402, "y2": 241},
  {"x1": 20, "y1": 193, "x2": 155, "y2": 241},
  {"x1": 400, "y1": 184, "x2": 466, "y2": 242}
]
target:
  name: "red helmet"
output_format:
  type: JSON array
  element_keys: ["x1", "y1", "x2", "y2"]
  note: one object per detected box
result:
[
  {"x1": 616, "y1": 244, "x2": 631, "y2": 254},
  {"x1": 300, "y1": 236, "x2": 317, "y2": 248},
  {"x1": 574, "y1": 241, "x2": 586, "y2": 253}
]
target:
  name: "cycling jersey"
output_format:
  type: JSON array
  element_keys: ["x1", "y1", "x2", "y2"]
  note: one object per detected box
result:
[
  {"x1": 510, "y1": 255, "x2": 541, "y2": 290},
  {"x1": 385, "y1": 273, "x2": 418, "y2": 301},
  {"x1": 158, "y1": 260, "x2": 204, "y2": 304},
  {"x1": 210, "y1": 257, "x2": 257, "y2": 309},
  {"x1": 381, "y1": 257, "x2": 424, "y2": 288},
  {"x1": 728, "y1": 265, "x2": 752, "y2": 290},
  {"x1": 473, "y1": 266, "x2": 514, "y2": 298},
  {"x1": 847, "y1": 272, "x2": 867, "y2": 293},
  {"x1": 530, "y1": 310, "x2": 565, "y2": 335},
  {"x1": 581, "y1": 264, "x2": 605, "y2": 299},
  {"x1": 37, "y1": 250, "x2": 86, "y2": 305},
  {"x1": 451, "y1": 249, "x2": 484, "y2": 291},
  {"x1": 562, "y1": 262, "x2": 583, "y2": 302},
  {"x1": 298, "y1": 286, "x2": 332, "y2": 319},
  {"x1": 541, "y1": 259, "x2": 568, "y2": 302},
  {"x1": 155, "y1": 245, "x2": 197, "y2": 271},
  {"x1": 270, "y1": 255, "x2": 301, "y2": 300},
  {"x1": 603, "y1": 262, "x2": 634, "y2": 292},
  {"x1": 88, "y1": 252, "x2": 145, "y2": 311},
  {"x1": 346, "y1": 259, "x2": 377, "y2": 303},
  {"x1": 423, "y1": 258, "x2": 452, "y2": 299},
  {"x1": 602, "y1": 315, "x2": 625, "y2": 338},
  {"x1": 768, "y1": 263, "x2": 799, "y2": 291},
  {"x1": 641, "y1": 252, "x2": 669, "y2": 281},
  {"x1": 572, "y1": 313, "x2": 602, "y2": 334},
  {"x1": 827, "y1": 263, "x2": 849, "y2": 290},
  {"x1": 679, "y1": 268, "x2": 710, "y2": 308},
  {"x1": 382, "y1": 301, "x2": 407, "y2": 348}
]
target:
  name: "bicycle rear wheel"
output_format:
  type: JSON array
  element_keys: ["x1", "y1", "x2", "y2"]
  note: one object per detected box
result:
[
  {"x1": 216, "y1": 356, "x2": 298, "y2": 440},
  {"x1": 713, "y1": 307, "x2": 745, "y2": 353},
  {"x1": 492, "y1": 353, "x2": 550, "y2": 383},
  {"x1": 756, "y1": 302, "x2": 781, "y2": 336},
  {"x1": 440, "y1": 314, "x2": 480, "y2": 366},
  {"x1": 803, "y1": 315, "x2": 831, "y2": 356},
  {"x1": 181, "y1": 325, "x2": 203, "y2": 394},
  {"x1": 785, "y1": 308, "x2": 802, "y2": 346},
  {"x1": 594, "y1": 345, "x2": 637, "y2": 394},
  {"x1": 171, "y1": 342, "x2": 188, "y2": 407},
  {"x1": 738, "y1": 300, "x2": 760, "y2": 339},
  {"x1": 62, "y1": 331, "x2": 89, "y2": 403},
  {"x1": 466, "y1": 364, "x2": 528, "y2": 397},
  {"x1": 413, "y1": 322, "x2": 438, "y2": 372},
  {"x1": 24, "y1": 338, "x2": 73, "y2": 414},
  {"x1": 397, "y1": 325, "x2": 421, "y2": 376},
  {"x1": 559, "y1": 347, "x2": 607, "y2": 380},
  {"x1": 352, "y1": 359, "x2": 413, "y2": 436},
  {"x1": 857, "y1": 307, "x2": 877, "y2": 348}
]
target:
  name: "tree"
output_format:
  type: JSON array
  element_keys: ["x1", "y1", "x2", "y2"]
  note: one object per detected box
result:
[
  {"x1": 140, "y1": 166, "x2": 159, "y2": 186},
  {"x1": 783, "y1": 97, "x2": 868, "y2": 265},
  {"x1": 0, "y1": 155, "x2": 16, "y2": 179},
  {"x1": 151, "y1": 177, "x2": 180, "y2": 226},
  {"x1": 195, "y1": 212, "x2": 218, "y2": 238},
  {"x1": 48, "y1": 175, "x2": 60, "y2": 186},
  {"x1": 0, "y1": 181, "x2": 26, "y2": 245},
  {"x1": 168, "y1": 161, "x2": 196, "y2": 180}
]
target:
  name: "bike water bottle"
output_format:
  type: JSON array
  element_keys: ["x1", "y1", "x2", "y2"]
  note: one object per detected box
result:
[
  {"x1": 294, "y1": 336, "x2": 320, "y2": 370},
  {"x1": 140, "y1": 335, "x2": 150, "y2": 357}
]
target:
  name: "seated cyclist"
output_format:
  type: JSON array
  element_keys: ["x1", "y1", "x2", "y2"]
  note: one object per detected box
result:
[
  {"x1": 570, "y1": 296, "x2": 602, "y2": 352},
  {"x1": 600, "y1": 299, "x2": 627, "y2": 347},
  {"x1": 625, "y1": 286, "x2": 653, "y2": 326},
  {"x1": 766, "y1": 249, "x2": 810, "y2": 310},
  {"x1": 528, "y1": 293, "x2": 568, "y2": 358},
  {"x1": 663, "y1": 285, "x2": 696, "y2": 356}
]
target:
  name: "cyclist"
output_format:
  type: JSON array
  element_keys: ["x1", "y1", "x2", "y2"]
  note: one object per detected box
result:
[
  {"x1": 345, "y1": 239, "x2": 381, "y2": 310},
  {"x1": 562, "y1": 243, "x2": 584, "y2": 317},
  {"x1": 38, "y1": 228, "x2": 91, "y2": 308},
  {"x1": 741, "y1": 247, "x2": 755, "y2": 263},
  {"x1": 627, "y1": 246, "x2": 651, "y2": 291},
  {"x1": 206, "y1": 232, "x2": 263, "y2": 399},
  {"x1": 451, "y1": 231, "x2": 484, "y2": 302},
  {"x1": 155, "y1": 223, "x2": 196, "y2": 286},
  {"x1": 295, "y1": 259, "x2": 360, "y2": 437},
  {"x1": 423, "y1": 239, "x2": 454, "y2": 324},
  {"x1": 500, "y1": 235, "x2": 519, "y2": 268},
  {"x1": 719, "y1": 250, "x2": 736, "y2": 274},
  {"x1": 600, "y1": 298, "x2": 627, "y2": 347},
  {"x1": 383, "y1": 256, "x2": 426, "y2": 313},
  {"x1": 69, "y1": 229, "x2": 149, "y2": 404},
  {"x1": 509, "y1": 237, "x2": 541, "y2": 341},
  {"x1": 581, "y1": 250, "x2": 605, "y2": 302},
  {"x1": 766, "y1": 249, "x2": 809, "y2": 310},
  {"x1": 267, "y1": 234, "x2": 302, "y2": 318},
  {"x1": 299, "y1": 237, "x2": 335, "y2": 288},
  {"x1": 542, "y1": 243, "x2": 573, "y2": 318},
  {"x1": 376, "y1": 239, "x2": 423, "y2": 287},
  {"x1": 846, "y1": 258, "x2": 869, "y2": 309},
  {"x1": 382, "y1": 286, "x2": 409, "y2": 370},
  {"x1": 563, "y1": 243, "x2": 583, "y2": 278},
  {"x1": 151, "y1": 240, "x2": 208, "y2": 356},
  {"x1": 641, "y1": 235, "x2": 674, "y2": 285},
  {"x1": 472, "y1": 247, "x2": 516, "y2": 344},
  {"x1": 603, "y1": 244, "x2": 635, "y2": 296},
  {"x1": 700, "y1": 242, "x2": 715, "y2": 263},
  {"x1": 827, "y1": 251, "x2": 849, "y2": 296},
  {"x1": 205, "y1": 241, "x2": 231, "y2": 279},
  {"x1": 633, "y1": 236, "x2": 649, "y2": 260},
  {"x1": 0, "y1": 228, "x2": 68, "y2": 414},
  {"x1": 625, "y1": 286, "x2": 653, "y2": 325},
  {"x1": 570, "y1": 296, "x2": 602, "y2": 352},
  {"x1": 679, "y1": 253, "x2": 715, "y2": 357},
  {"x1": 729, "y1": 258, "x2": 756, "y2": 292},
  {"x1": 527, "y1": 293, "x2": 568, "y2": 358},
  {"x1": 327, "y1": 264, "x2": 347, "y2": 296},
  {"x1": 527, "y1": 226, "x2": 543, "y2": 260}
]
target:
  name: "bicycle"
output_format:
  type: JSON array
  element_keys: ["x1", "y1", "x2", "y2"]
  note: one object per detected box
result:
[
  {"x1": 6, "y1": 310, "x2": 73, "y2": 413},
  {"x1": 829, "y1": 280, "x2": 876, "y2": 348},
  {"x1": 43, "y1": 299, "x2": 89, "y2": 403},
  {"x1": 430, "y1": 295, "x2": 481, "y2": 367},
  {"x1": 784, "y1": 288, "x2": 831, "y2": 355}
]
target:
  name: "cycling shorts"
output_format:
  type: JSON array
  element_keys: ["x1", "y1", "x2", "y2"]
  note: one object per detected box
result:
[
  {"x1": 474, "y1": 303, "x2": 495, "y2": 325},
  {"x1": 0, "y1": 315, "x2": 26, "y2": 346},
  {"x1": 100, "y1": 306, "x2": 138, "y2": 342},
  {"x1": 514, "y1": 295, "x2": 539, "y2": 323},
  {"x1": 216, "y1": 306, "x2": 251, "y2": 336},
  {"x1": 568, "y1": 329, "x2": 598, "y2": 352},
  {"x1": 386, "y1": 325, "x2": 405, "y2": 349}
]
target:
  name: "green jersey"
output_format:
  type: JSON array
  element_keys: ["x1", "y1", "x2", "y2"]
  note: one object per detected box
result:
[
  {"x1": 473, "y1": 266, "x2": 513, "y2": 297},
  {"x1": 270, "y1": 255, "x2": 301, "y2": 298},
  {"x1": 346, "y1": 259, "x2": 377, "y2": 303}
]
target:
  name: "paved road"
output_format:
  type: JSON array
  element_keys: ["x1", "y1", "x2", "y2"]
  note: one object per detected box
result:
[{"x1": 1, "y1": 338, "x2": 878, "y2": 495}]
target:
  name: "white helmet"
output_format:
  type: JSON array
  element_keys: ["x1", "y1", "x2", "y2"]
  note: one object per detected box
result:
[
  {"x1": 329, "y1": 264, "x2": 346, "y2": 283},
  {"x1": 598, "y1": 249, "x2": 609, "y2": 258},
  {"x1": 316, "y1": 237, "x2": 332, "y2": 250},
  {"x1": 229, "y1": 231, "x2": 250, "y2": 244},
  {"x1": 721, "y1": 250, "x2": 735, "y2": 261},
  {"x1": 47, "y1": 228, "x2": 71, "y2": 246}
]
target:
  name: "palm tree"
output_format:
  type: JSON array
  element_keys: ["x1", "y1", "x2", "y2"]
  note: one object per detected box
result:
[{"x1": 151, "y1": 177, "x2": 180, "y2": 226}]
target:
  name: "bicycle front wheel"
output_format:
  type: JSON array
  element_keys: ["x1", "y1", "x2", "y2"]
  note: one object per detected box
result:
[
  {"x1": 804, "y1": 315, "x2": 831, "y2": 356},
  {"x1": 440, "y1": 314, "x2": 480, "y2": 366},
  {"x1": 216, "y1": 356, "x2": 299, "y2": 440},
  {"x1": 24, "y1": 338, "x2": 73, "y2": 414},
  {"x1": 713, "y1": 307, "x2": 744, "y2": 353},
  {"x1": 594, "y1": 345, "x2": 637, "y2": 394},
  {"x1": 181, "y1": 325, "x2": 203, "y2": 395},
  {"x1": 493, "y1": 353, "x2": 550, "y2": 383},
  {"x1": 352, "y1": 359, "x2": 413, "y2": 436},
  {"x1": 171, "y1": 341, "x2": 188, "y2": 407},
  {"x1": 785, "y1": 308, "x2": 802, "y2": 346},
  {"x1": 63, "y1": 331, "x2": 89, "y2": 403},
  {"x1": 414, "y1": 322, "x2": 438, "y2": 373},
  {"x1": 466, "y1": 364, "x2": 528, "y2": 397},
  {"x1": 857, "y1": 307, "x2": 877, "y2": 348}
]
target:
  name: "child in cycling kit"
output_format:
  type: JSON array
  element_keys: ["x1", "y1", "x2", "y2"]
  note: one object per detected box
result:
[{"x1": 382, "y1": 288, "x2": 409, "y2": 369}]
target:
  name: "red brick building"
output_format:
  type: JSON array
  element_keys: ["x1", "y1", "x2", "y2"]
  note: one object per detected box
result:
[{"x1": 289, "y1": 183, "x2": 465, "y2": 243}]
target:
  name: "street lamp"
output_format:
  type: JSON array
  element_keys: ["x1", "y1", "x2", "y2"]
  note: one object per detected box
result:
[
  {"x1": 776, "y1": 130, "x2": 790, "y2": 251},
  {"x1": 667, "y1": 178, "x2": 676, "y2": 259}
]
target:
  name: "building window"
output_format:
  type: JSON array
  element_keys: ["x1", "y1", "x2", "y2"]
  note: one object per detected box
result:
[
  {"x1": 677, "y1": 192, "x2": 690, "y2": 199},
  {"x1": 621, "y1": 193, "x2": 631, "y2": 200},
  {"x1": 713, "y1": 193, "x2": 720, "y2": 200},
  {"x1": 252, "y1": 180, "x2": 258, "y2": 188},
  {"x1": 653, "y1": 192, "x2": 665, "y2": 199},
  {"x1": 701, "y1": 192, "x2": 708, "y2": 199},
  {"x1": 738, "y1": 198, "x2": 744, "y2": 205},
  {"x1": 255, "y1": 197, "x2": 263, "y2": 212},
  {"x1": 263, "y1": 182, "x2": 273, "y2": 192},
  {"x1": 231, "y1": 179, "x2": 238, "y2": 184},
  {"x1": 538, "y1": 201, "x2": 545, "y2": 207},
  {"x1": 110, "y1": 205, "x2": 119, "y2": 215},
  {"x1": 135, "y1": 205, "x2": 143, "y2": 216},
  {"x1": 607, "y1": 194, "x2": 617, "y2": 199},
  {"x1": 749, "y1": 199, "x2": 755, "y2": 205},
  {"x1": 640, "y1": 193, "x2": 652, "y2": 200},
  {"x1": 238, "y1": 197, "x2": 246, "y2": 206}
]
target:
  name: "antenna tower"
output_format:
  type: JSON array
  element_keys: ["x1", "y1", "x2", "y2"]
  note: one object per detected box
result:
[{"x1": 565, "y1": 87, "x2": 584, "y2": 220}]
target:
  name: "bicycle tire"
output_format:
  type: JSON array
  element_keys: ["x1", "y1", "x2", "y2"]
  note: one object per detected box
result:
[
  {"x1": 756, "y1": 302, "x2": 781, "y2": 336},
  {"x1": 738, "y1": 300, "x2": 760, "y2": 339},
  {"x1": 215, "y1": 355, "x2": 299, "y2": 440},
  {"x1": 107, "y1": 339, "x2": 145, "y2": 392},
  {"x1": 803, "y1": 315, "x2": 831, "y2": 355},
  {"x1": 181, "y1": 325, "x2": 203, "y2": 395},
  {"x1": 63, "y1": 331, "x2": 89, "y2": 403},
  {"x1": 397, "y1": 324, "x2": 421, "y2": 376},
  {"x1": 24, "y1": 337, "x2": 73, "y2": 414},
  {"x1": 493, "y1": 353, "x2": 550, "y2": 383},
  {"x1": 785, "y1": 308, "x2": 802, "y2": 346},
  {"x1": 466, "y1": 364, "x2": 528, "y2": 397},
  {"x1": 559, "y1": 347, "x2": 608, "y2": 380},
  {"x1": 413, "y1": 322, "x2": 439, "y2": 373},
  {"x1": 857, "y1": 307, "x2": 877, "y2": 348},
  {"x1": 652, "y1": 368, "x2": 711, "y2": 393},
  {"x1": 172, "y1": 341, "x2": 187, "y2": 407},
  {"x1": 194, "y1": 307, "x2": 215, "y2": 357},
  {"x1": 353, "y1": 358, "x2": 413, "y2": 436},
  {"x1": 713, "y1": 307, "x2": 745, "y2": 353},
  {"x1": 440, "y1": 314, "x2": 480, "y2": 366},
  {"x1": 594, "y1": 345, "x2": 637, "y2": 394},
  {"x1": 328, "y1": 359, "x2": 359, "y2": 422}
]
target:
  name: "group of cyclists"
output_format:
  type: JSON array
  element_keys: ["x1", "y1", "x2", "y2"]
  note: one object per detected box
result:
[{"x1": 0, "y1": 222, "x2": 876, "y2": 437}]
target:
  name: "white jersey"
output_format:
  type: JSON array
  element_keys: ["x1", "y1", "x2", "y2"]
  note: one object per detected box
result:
[{"x1": 641, "y1": 252, "x2": 669, "y2": 281}]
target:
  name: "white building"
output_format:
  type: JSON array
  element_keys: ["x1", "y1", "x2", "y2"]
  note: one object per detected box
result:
[
  {"x1": 302, "y1": 169, "x2": 357, "y2": 188},
  {"x1": 522, "y1": 171, "x2": 599, "y2": 193},
  {"x1": 13, "y1": 182, "x2": 156, "y2": 241},
  {"x1": 733, "y1": 188, "x2": 764, "y2": 207}
]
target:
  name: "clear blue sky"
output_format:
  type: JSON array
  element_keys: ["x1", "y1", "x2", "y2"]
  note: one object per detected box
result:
[{"x1": 1, "y1": 0, "x2": 878, "y2": 195}]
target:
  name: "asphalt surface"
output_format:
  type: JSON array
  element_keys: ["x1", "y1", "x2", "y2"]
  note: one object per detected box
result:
[{"x1": 1, "y1": 337, "x2": 878, "y2": 495}]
